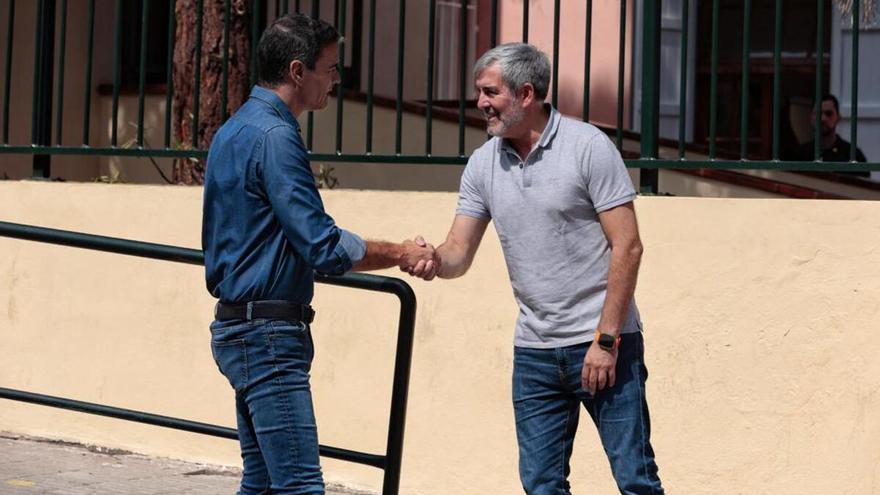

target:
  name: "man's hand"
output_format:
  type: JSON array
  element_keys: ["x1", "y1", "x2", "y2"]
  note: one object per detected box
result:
[
  {"x1": 399, "y1": 236, "x2": 439, "y2": 280},
  {"x1": 581, "y1": 341, "x2": 618, "y2": 395}
]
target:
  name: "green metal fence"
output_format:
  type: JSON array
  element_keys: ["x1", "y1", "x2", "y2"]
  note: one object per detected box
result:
[
  {"x1": 0, "y1": 0, "x2": 877, "y2": 191},
  {"x1": 0, "y1": 219, "x2": 418, "y2": 495}
]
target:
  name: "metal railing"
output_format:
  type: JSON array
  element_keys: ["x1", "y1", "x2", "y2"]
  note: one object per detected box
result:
[
  {"x1": 0, "y1": 0, "x2": 877, "y2": 190},
  {"x1": 0, "y1": 220, "x2": 417, "y2": 495}
]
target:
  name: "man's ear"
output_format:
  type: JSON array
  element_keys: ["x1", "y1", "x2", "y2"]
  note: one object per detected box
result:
[
  {"x1": 289, "y1": 60, "x2": 305, "y2": 86},
  {"x1": 519, "y1": 83, "x2": 536, "y2": 107}
]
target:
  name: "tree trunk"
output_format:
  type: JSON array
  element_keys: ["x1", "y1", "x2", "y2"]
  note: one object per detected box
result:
[{"x1": 172, "y1": 0, "x2": 251, "y2": 185}]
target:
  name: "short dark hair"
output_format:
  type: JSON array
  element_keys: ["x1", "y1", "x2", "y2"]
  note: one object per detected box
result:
[
  {"x1": 257, "y1": 14, "x2": 340, "y2": 87},
  {"x1": 821, "y1": 93, "x2": 840, "y2": 114}
]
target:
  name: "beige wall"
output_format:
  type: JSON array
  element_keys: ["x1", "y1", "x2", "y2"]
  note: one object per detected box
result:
[{"x1": 1, "y1": 182, "x2": 879, "y2": 494}]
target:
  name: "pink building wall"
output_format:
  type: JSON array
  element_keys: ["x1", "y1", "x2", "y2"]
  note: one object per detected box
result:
[{"x1": 496, "y1": 0, "x2": 633, "y2": 128}]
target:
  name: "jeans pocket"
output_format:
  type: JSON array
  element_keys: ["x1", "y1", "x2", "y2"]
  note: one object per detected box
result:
[
  {"x1": 212, "y1": 339, "x2": 248, "y2": 393},
  {"x1": 268, "y1": 320, "x2": 314, "y2": 366}
]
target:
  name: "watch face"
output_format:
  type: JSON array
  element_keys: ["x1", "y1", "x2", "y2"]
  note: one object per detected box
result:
[{"x1": 598, "y1": 333, "x2": 615, "y2": 349}]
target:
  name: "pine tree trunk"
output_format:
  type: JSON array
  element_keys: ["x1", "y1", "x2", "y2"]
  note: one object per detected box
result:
[{"x1": 172, "y1": 0, "x2": 251, "y2": 185}]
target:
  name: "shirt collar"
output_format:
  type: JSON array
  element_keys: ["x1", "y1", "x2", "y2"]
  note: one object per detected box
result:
[
  {"x1": 500, "y1": 104, "x2": 561, "y2": 155},
  {"x1": 536, "y1": 104, "x2": 561, "y2": 149},
  {"x1": 249, "y1": 85, "x2": 300, "y2": 130}
]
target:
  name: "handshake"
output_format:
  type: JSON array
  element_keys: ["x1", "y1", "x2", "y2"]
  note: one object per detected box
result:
[{"x1": 399, "y1": 235, "x2": 441, "y2": 281}]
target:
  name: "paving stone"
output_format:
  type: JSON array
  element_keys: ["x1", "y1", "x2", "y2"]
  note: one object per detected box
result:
[{"x1": 0, "y1": 434, "x2": 363, "y2": 494}]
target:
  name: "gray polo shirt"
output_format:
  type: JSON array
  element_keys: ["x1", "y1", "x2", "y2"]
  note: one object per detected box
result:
[{"x1": 456, "y1": 107, "x2": 642, "y2": 349}]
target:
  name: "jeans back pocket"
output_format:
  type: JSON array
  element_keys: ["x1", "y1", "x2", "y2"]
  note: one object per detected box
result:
[{"x1": 211, "y1": 338, "x2": 249, "y2": 393}]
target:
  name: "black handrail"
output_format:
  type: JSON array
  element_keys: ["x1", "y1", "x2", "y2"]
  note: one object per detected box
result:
[{"x1": 0, "y1": 220, "x2": 416, "y2": 495}]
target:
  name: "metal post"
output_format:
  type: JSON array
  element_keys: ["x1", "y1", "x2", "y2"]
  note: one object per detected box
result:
[
  {"x1": 582, "y1": 0, "x2": 592, "y2": 122},
  {"x1": 678, "y1": 0, "x2": 689, "y2": 159},
  {"x1": 850, "y1": 0, "x2": 860, "y2": 161},
  {"x1": 31, "y1": 0, "x2": 56, "y2": 179},
  {"x1": 639, "y1": 0, "x2": 661, "y2": 193},
  {"x1": 739, "y1": 0, "x2": 751, "y2": 159}
]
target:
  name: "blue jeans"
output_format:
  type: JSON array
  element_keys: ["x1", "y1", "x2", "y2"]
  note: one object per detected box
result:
[
  {"x1": 513, "y1": 332, "x2": 663, "y2": 495},
  {"x1": 210, "y1": 318, "x2": 324, "y2": 495}
]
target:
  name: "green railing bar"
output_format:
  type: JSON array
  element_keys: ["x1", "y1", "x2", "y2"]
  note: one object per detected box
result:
[
  {"x1": 2, "y1": 145, "x2": 878, "y2": 172},
  {"x1": 551, "y1": 0, "x2": 560, "y2": 108},
  {"x1": 739, "y1": 0, "x2": 751, "y2": 159},
  {"x1": 137, "y1": 0, "x2": 150, "y2": 147},
  {"x1": 296, "y1": 0, "x2": 301, "y2": 12},
  {"x1": 490, "y1": 0, "x2": 498, "y2": 48},
  {"x1": 307, "y1": 0, "x2": 318, "y2": 151},
  {"x1": 0, "y1": 221, "x2": 204, "y2": 264},
  {"x1": 82, "y1": 0, "x2": 95, "y2": 145},
  {"x1": 110, "y1": 0, "x2": 123, "y2": 147},
  {"x1": 277, "y1": 0, "x2": 284, "y2": 17},
  {"x1": 221, "y1": 0, "x2": 231, "y2": 122},
  {"x1": 622, "y1": 158, "x2": 880, "y2": 171},
  {"x1": 850, "y1": 0, "x2": 859, "y2": 161},
  {"x1": 615, "y1": 0, "x2": 626, "y2": 150},
  {"x1": 365, "y1": 0, "x2": 375, "y2": 153},
  {"x1": 54, "y1": 0, "x2": 68, "y2": 146},
  {"x1": 582, "y1": 0, "x2": 591, "y2": 122},
  {"x1": 771, "y1": 0, "x2": 781, "y2": 160},
  {"x1": 426, "y1": 0, "x2": 436, "y2": 155},
  {"x1": 522, "y1": 0, "x2": 529, "y2": 43},
  {"x1": 31, "y1": 0, "x2": 55, "y2": 179},
  {"x1": 335, "y1": 0, "x2": 346, "y2": 153},
  {"x1": 813, "y1": 0, "x2": 823, "y2": 161},
  {"x1": 709, "y1": 0, "x2": 719, "y2": 159},
  {"x1": 458, "y1": 0, "x2": 467, "y2": 157},
  {"x1": 193, "y1": 0, "x2": 204, "y2": 149},
  {"x1": 0, "y1": 145, "x2": 208, "y2": 158},
  {"x1": 333, "y1": 0, "x2": 338, "y2": 27},
  {"x1": 164, "y1": 0, "x2": 176, "y2": 148},
  {"x1": 251, "y1": 0, "x2": 261, "y2": 89},
  {"x1": 0, "y1": 387, "x2": 387, "y2": 469},
  {"x1": 0, "y1": 145, "x2": 471, "y2": 164},
  {"x1": 0, "y1": 221, "x2": 418, "y2": 493},
  {"x1": 2, "y1": 0, "x2": 14, "y2": 144},
  {"x1": 394, "y1": 0, "x2": 405, "y2": 155},
  {"x1": 678, "y1": 0, "x2": 689, "y2": 159},
  {"x1": 639, "y1": 0, "x2": 661, "y2": 193},
  {"x1": 31, "y1": 0, "x2": 45, "y2": 145}
]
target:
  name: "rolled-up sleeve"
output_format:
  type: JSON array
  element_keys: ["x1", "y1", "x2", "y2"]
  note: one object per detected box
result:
[
  {"x1": 338, "y1": 229, "x2": 366, "y2": 265},
  {"x1": 259, "y1": 126, "x2": 363, "y2": 274}
]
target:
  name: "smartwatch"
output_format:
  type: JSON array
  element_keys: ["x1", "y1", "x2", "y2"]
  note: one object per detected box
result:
[{"x1": 596, "y1": 331, "x2": 621, "y2": 352}]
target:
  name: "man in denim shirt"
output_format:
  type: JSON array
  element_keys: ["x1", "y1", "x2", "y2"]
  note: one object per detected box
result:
[{"x1": 203, "y1": 14, "x2": 435, "y2": 495}]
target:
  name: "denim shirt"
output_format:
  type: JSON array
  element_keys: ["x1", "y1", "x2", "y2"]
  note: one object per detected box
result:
[{"x1": 202, "y1": 85, "x2": 366, "y2": 304}]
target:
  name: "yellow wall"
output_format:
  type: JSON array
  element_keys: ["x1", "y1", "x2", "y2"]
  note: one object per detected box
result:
[{"x1": 1, "y1": 182, "x2": 879, "y2": 494}]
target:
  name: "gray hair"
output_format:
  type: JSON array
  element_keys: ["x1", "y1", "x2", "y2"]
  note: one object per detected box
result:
[{"x1": 473, "y1": 43, "x2": 551, "y2": 100}]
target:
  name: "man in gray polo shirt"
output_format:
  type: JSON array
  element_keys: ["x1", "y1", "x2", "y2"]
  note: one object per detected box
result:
[{"x1": 418, "y1": 43, "x2": 664, "y2": 494}]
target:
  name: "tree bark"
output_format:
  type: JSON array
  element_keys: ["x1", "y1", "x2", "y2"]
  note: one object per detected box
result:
[{"x1": 172, "y1": 0, "x2": 251, "y2": 185}]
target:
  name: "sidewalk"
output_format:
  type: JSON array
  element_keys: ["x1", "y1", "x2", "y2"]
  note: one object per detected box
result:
[{"x1": 0, "y1": 434, "x2": 361, "y2": 495}]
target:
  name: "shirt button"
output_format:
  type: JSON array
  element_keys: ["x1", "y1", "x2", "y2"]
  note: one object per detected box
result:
[{"x1": 519, "y1": 163, "x2": 523, "y2": 169}]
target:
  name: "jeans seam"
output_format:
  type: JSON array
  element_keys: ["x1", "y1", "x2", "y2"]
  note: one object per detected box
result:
[
  {"x1": 264, "y1": 326, "x2": 300, "y2": 466},
  {"x1": 635, "y1": 341, "x2": 659, "y2": 495},
  {"x1": 560, "y1": 399, "x2": 573, "y2": 494}
]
